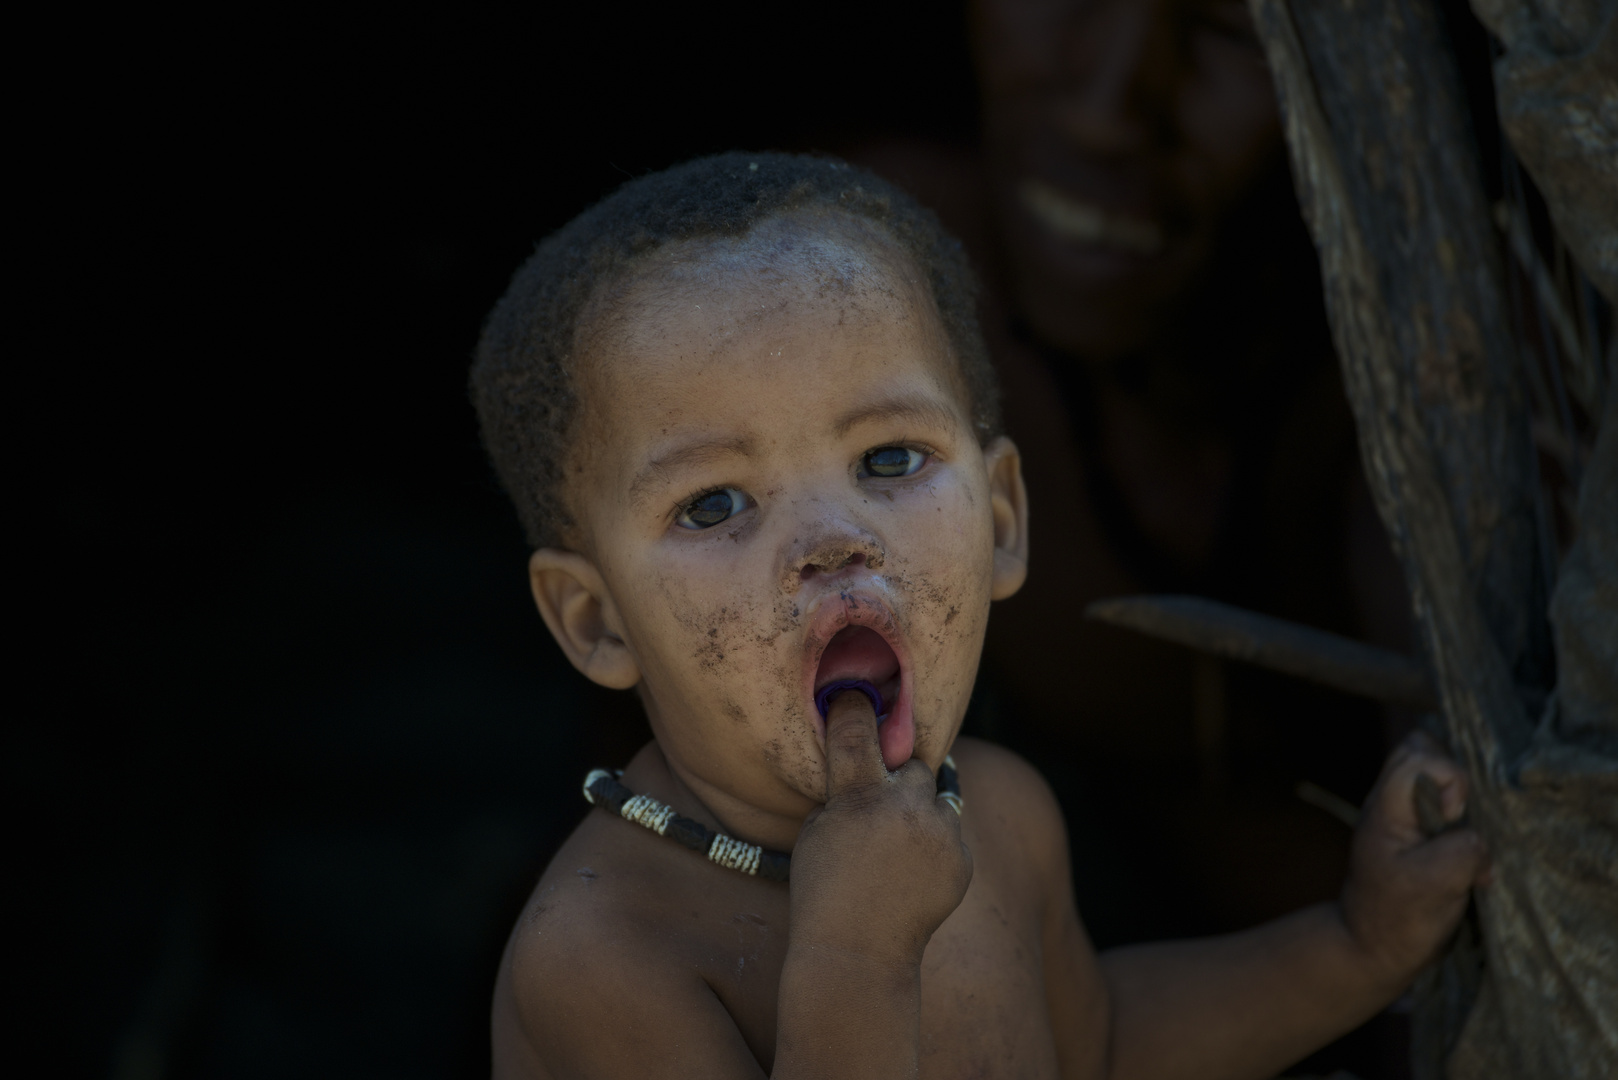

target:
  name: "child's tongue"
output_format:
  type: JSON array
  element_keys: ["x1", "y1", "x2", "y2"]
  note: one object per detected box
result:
[{"x1": 814, "y1": 627, "x2": 900, "y2": 718}]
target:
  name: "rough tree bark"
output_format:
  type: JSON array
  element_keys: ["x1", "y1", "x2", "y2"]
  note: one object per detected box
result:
[
  {"x1": 1244, "y1": 0, "x2": 1617, "y2": 1077},
  {"x1": 1471, "y1": 0, "x2": 1618, "y2": 311}
]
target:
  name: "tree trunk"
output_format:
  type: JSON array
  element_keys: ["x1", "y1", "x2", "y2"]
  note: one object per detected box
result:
[{"x1": 1246, "y1": 0, "x2": 1618, "y2": 1076}]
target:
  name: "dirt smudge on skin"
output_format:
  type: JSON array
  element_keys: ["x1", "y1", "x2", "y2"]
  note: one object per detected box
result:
[
  {"x1": 523, "y1": 882, "x2": 563, "y2": 928},
  {"x1": 760, "y1": 738, "x2": 785, "y2": 772},
  {"x1": 730, "y1": 912, "x2": 771, "y2": 983},
  {"x1": 688, "y1": 603, "x2": 749, "y2": 670}
]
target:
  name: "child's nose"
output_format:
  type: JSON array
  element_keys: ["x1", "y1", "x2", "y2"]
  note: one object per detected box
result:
[
  {"x1": 790, "y1": 531, "x2": 887, "y2": 585},
  {"x1": 799, "y1": 550, "x2": 866, "y2": 582}
]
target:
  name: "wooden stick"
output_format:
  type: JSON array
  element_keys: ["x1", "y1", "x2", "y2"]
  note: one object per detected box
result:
[{"x1": 1085, "y1": 595, "x2": 1437, "y2": 710}]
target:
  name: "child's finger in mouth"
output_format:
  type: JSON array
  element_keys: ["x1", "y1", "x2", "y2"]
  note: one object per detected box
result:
[{"x1": 803, "y1": 591, "x2": 915, "y2": 772}]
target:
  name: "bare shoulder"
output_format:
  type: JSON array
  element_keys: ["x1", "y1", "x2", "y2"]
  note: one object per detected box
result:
[
  {"x1": 950, "y1": 737, "x2": 1070, "y2": 881},
  {"x1": 493, "y1": 812, "x2": 762, "y2": 1080},
  {"x1": 950, "y1": 735, "x2": 1057, "y2": 799},
  {"x1": 494, "y1": 814, "x2": 675, "y2": 1077},
  {"x1": 505, "y1": 813, "x2": 671, "y2": 977}
]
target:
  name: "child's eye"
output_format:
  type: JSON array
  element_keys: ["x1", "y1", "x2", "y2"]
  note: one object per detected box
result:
[
  {"x1": 675, "y1": 487, "x2": 750, "y2": 530},
  {"x1": 860, "y1": 446, "x2": 927, "y2": 479}
]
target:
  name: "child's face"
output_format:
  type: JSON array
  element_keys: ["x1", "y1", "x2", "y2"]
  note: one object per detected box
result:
[{"x1": 538, "y1": 214, "x2": 1026, "y2": 826}]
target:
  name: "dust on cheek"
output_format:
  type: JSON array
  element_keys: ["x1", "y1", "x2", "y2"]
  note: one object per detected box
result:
[
  {"x1": 897, "y1": 489, "x2": 996, "y2": 745},
  {"x1": 652, "y1": 572, "x2": 801, "y2": 733}
]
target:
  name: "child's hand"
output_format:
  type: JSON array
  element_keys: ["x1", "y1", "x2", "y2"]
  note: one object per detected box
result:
[
  {"x1": 786, "y1": 692, "x2": 973, "y2": 971},
  {"x1": 1340, "y1": 733, "x2": 1491, "y2": 985}
]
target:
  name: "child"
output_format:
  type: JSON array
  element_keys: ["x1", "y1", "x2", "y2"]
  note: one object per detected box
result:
[{"x1": 471, "y1": 152, "x2": 1487, "y2": 1079}]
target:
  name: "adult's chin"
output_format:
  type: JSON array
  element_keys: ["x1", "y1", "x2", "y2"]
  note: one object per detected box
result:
[{"x1": 1013, "y1": 273, "x2": 1160, "y2": 359}]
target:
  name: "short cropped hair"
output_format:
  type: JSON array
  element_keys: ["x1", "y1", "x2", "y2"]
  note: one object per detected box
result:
[{"x1": 470, "y1": 151, "x2": 1000, "y2": 549}]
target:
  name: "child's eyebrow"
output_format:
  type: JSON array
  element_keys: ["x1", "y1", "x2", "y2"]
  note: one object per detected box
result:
[
  {"x1": 629, "y1": 435, "x2": 757, "y2": 505},
  {"x1": 833, "y1": 395, "x2": 960, "y2": 439}
]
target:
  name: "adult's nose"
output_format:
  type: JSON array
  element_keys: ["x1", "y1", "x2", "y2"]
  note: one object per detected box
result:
[{"x1": 1050, "y1": 0, "x2": 1179, "y2": 156}]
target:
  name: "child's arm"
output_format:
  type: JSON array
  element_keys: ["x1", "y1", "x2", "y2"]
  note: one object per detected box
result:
[
  {"x1": 773, "y1": 692, "x2": 975, "y2": 1077},
  {"x1": 1099, "y1": 902, "x2": 1416, "y2": 1079},
  {"x1": 1041, "y1": 735, "x2": 1482, "y2": 1080},
  {"x1": 1044, "y1": 735, "x2": 1488, "y2": 1080}
]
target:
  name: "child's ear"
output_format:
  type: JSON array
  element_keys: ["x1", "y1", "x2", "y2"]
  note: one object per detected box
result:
[
  {"x1": 528, "y1": 549, "x2": 642, "y2": 690},
  {"x1": 983, "y1": 436, "x2": 1029, "y2": 601}
]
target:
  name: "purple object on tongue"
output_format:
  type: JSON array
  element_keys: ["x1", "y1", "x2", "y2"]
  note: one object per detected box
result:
[{"x1": 815, "y1": 679, "x2": 888, "y2": 724}]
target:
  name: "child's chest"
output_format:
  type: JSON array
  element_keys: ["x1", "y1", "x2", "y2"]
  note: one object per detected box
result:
[{"x1": 686, "y1": 861, "x2": 1062, "y2": 1079}]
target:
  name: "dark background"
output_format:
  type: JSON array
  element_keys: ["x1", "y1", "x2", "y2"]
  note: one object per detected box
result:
[{"x1": 29, "y1": 7, "x2": 981, "y2": 1079}]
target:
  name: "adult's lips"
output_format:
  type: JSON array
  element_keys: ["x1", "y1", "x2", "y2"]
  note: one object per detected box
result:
[
  {"x1": 1018, "y1": 179, "x2": 1166, "y2": 255},
  {"x1": 803, "y1": 592, "x2": 915, "y2": 771}
]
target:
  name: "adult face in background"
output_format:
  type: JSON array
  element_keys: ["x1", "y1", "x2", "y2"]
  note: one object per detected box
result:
[{"x1": 972, "y1": 0, "x2": 1281, "y2": 361}]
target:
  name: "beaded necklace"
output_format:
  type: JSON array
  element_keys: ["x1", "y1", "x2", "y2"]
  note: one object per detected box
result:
[{"x1": 582, "y1": 756, "x2": 962, "y2": 882}]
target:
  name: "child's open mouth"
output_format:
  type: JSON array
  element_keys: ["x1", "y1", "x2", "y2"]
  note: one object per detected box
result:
[
  {"x1": 811, "y1": 623, "x2": 912, "y2": 769},
  {"x1": 814, "y1": 627, "x2": 901, "y2": 721}
]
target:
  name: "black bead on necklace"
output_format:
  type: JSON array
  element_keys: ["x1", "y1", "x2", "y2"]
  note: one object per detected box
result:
[{"x1": 582, "y1": 756, "x2": 962, "y2": 883}]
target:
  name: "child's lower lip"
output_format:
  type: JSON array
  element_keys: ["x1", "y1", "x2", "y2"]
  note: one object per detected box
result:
[{"x1": 876, "y1": 702, "x2": 915, "y2": 771}]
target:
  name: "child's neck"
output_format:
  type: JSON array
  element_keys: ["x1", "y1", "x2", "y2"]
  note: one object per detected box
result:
[{"x1": 622, "y1": 741, "x2": 816, "y2": 854}]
